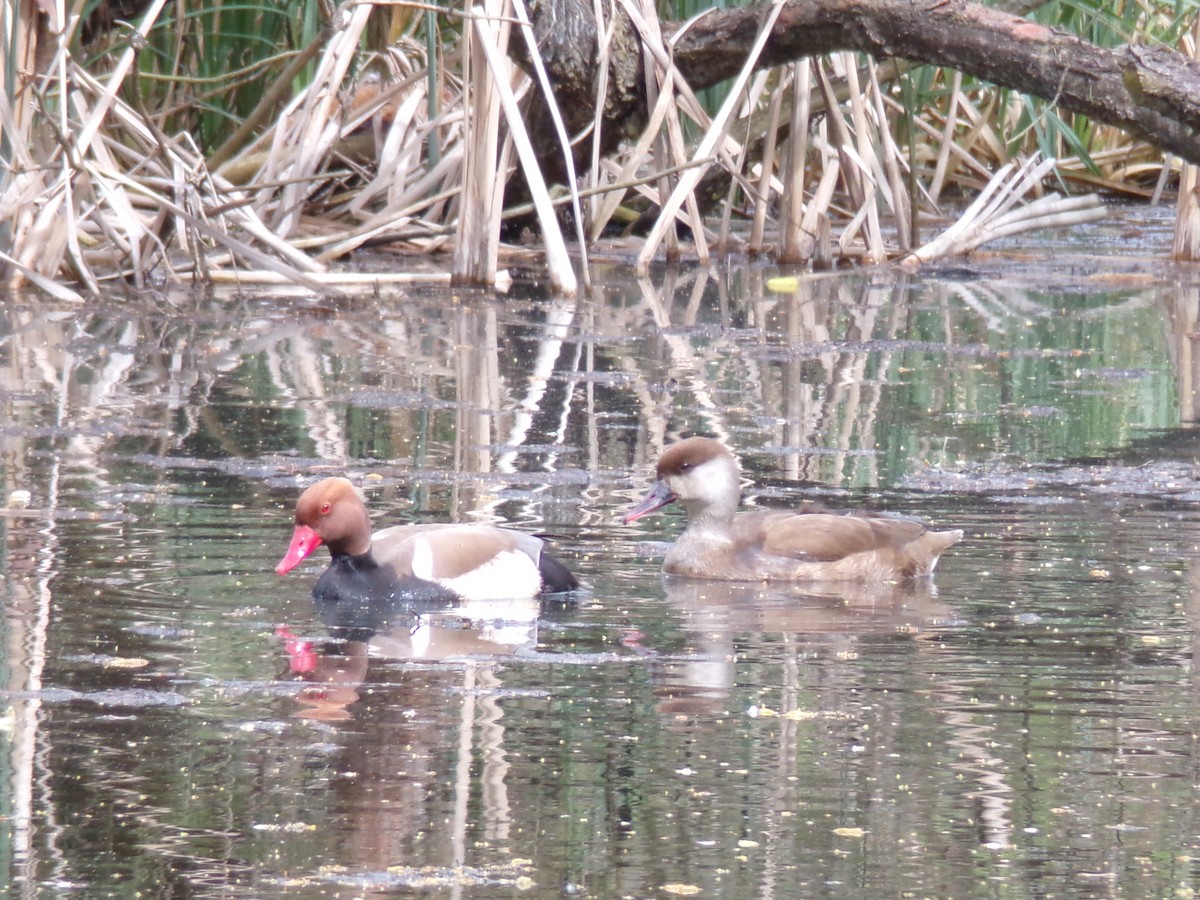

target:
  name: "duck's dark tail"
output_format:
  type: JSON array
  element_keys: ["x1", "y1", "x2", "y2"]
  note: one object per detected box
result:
[{"x1": 538, "y1": 551, "x2": 580, "y2": 593}]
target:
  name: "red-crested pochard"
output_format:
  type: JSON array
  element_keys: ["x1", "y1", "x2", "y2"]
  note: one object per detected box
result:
[
  {"x1": 624, "y1": 437, "x2": 961, "y2": 582},
  {"x1": 276, "y1": 477, "x2": 578, "y2": 607}
]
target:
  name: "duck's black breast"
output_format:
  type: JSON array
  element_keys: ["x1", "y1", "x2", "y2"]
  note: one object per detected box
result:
[{"x1": 312, "y1": 552, "x2": 460, "y2": 640}]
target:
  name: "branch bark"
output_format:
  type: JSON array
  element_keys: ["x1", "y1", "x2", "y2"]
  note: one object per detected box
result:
[
  {"x1": 521, "y1": 0, "x2": 1200, "y2": 170},
  {"x1": 669, "y1": 0, "x2": 1200, "y2": 165}
]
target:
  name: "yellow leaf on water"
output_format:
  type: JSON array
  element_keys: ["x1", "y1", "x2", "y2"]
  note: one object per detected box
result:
[
  {"x1": 661, "y1": 885, "x2": 702, "y2": 896},
  {"x1": 833, "y1": 827, "x2": 866, "y2": 838},
  {"x1": 104, "y1": 657, "x2": 149, "y2": 669},
  {"x1": 766, "y1": 276, "x2": 800, "y2": 293},
  {"x1": 781, "y1": 708, "x2": 817, "y2": 721}
]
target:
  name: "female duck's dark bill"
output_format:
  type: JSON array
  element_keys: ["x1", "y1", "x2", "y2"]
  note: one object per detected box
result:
[{"x1": 623, "y1": 480, "x2": 677, "y2": 524}]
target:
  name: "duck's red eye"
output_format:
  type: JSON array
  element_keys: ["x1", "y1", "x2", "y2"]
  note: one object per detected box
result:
[{"x1": 320, "y1": 502, "x2": 332, "y2": 515}]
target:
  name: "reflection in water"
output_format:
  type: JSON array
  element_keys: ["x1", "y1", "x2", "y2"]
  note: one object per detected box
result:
[
  {"x1": 0, "y1": 268, "x2": 1184, "y2": 502},
  {"x1": 275, "y1": 588, "x2": 555, "y2": 888},
  {"x1": 274, "y1": 570, "x2": 985, "y2": 892},
  {"x1": 651, "y1": 576, "x2": 953, "y2": 717},
  {"x1": 1165, "y1": 282, "x2": 1200, "y2": 424},
  {"x1": 650, "y1": 577, "x2": 1015, "y2": 849},
  {"x1": 1, "y1": 506, "x2": 58, "y2": 891},
  {"x1": 279, "y1": 592, "x2": 544, "y2": 721},
  {"x1": 6, "y1": 248, "x2": 1200, "y2": 895}
]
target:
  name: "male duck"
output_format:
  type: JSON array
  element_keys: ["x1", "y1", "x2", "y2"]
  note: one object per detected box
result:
[
  {"x1": 277, "y1": 477, "x2": 578, "y2": 610},
  {"x1": 624, "y1": 437, "x2": 961, "y2": 582}
]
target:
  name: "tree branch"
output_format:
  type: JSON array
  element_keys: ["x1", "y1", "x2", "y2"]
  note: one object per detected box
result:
[{"x1": 668, "y1": 0, "x2": 1200, "y2": 165}]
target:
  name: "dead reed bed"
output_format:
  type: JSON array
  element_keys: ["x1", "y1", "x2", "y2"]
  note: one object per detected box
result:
[{"x1": 0, "y1": 0, "x2": 1164, "y2": 299}]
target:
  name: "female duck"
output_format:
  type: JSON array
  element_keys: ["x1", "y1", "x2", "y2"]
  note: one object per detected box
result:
[{"x1": 624, "y1": 437, "x2": 960, "y2": 582}]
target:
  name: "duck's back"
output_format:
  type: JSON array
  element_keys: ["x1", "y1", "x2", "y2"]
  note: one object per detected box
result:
[
  {"x1": 665, "y1": 508, "x2": 961, "y2": 582},
  {"x1": 372, "y1": 523, "x2": 574, "y2": 598}
]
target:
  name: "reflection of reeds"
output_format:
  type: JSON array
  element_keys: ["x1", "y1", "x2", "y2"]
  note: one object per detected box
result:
[{"x1": 0, "y1": 264, "x2": 1180, "y2": 510}]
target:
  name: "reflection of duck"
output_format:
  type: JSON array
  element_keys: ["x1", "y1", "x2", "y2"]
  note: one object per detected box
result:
[
  {"x1": 277, "y1": 629, "x2": 370, "y2": 721},
  {"x1": 275, "y1": 477, "x2": 579, "y2": 613},
  {"x1": 278, "y1": 586, "x2": 550, "y2": 720},
  {"x1": 652, "y1": 577, "x2": 955, "y2": 718},
  {"x1": 625, "y1": 438, "x2": 962, "y2": 582}
]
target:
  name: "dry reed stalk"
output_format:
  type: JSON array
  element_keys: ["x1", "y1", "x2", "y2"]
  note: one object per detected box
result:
[
  {"x1": 74, "y1": 94, "x2": 159, "y2": 285},
  {"x1": 632, "y1": 0, "x2": 765, "y2": 241},
  {"x1": 778, "y1": 61, "x2": 811, "y2": 264},
  {"x1": 803, "y1": 154, "x2": 842, "y2": 265},
  {"x1": 5, "y1": 0, "x2": 41, "y2": 134},
  {"x1": 881, "y1": 90, "x2": 993, "y2": 191},
  {"x1": 474, "y1": 0, "x2": 577, "y2": 294},
  {"x1": 628, "y1": 0, "x2": 691, "y2": 260},
  {"x1": 260, "y1": 3, "x2": 374, "y2": 236},
  {"x1": 2, "y1": 0, "x2": 1136, "y2": 291},
  {"x1": 951, "y1": 90, "x2": 1007, "y2": 169},
  {"x1": 588, "y1": 0, "x2": 755, "y2": 245},
  {"x1": 208, "y1": 35, "x2": 331, "y2": 174},
  {"x1": 1, "y1": 0, "x2": 332, "y2": 292},
  {"x1": 748, "y1": 70, "x2": 783, "y2": 253},
  {"x1": 839, "y1": 55, "x2": 886, "y2": 262},
  {"x1": 928, "y1": 70, "x2": 964, "y2": 204},
  {"x1": 631, "y1": 0, "x2": 674, "y2": 258},
  {"x1": 595, "y1": 158, "x2": 721, "y2": 244},
  {"x1": 83, "y1": 64, "x2": 323, "y2": 279},
  {"x1": 1, "y1": 167, "x2": 54, "y2": 289},
  {"x1": 512, "y1": 0, "x2": 589, "y2": 288},
  {"x1": 902, "y1": 156, "x2": 1104, "y2": 265},
  {"x1": 866, "y1": 60, "x2": 910, "y2": 250},
  {"x1": 453, "y1": 0, "x2": 507, "y2": 286},
  {"x1": 585, "y1": 0, "x2": 618, "y2": 240},
  {"x1": 0, "y1": 249, "x2": 83, "y2": 301},
  {"x1": 126, "y1": 206, "x2": 325, "y2": 287},
  {"x1": 342, "y1": 75, "x2": 431, "y2": 218},
  {"x1": 207, "y1": 269, "x2": 458, "y2": 285},
  {"x1": 72, "y1": 0, "x2": 169, "y2": 155},
  {"x1": 813, "y1": 60, "x2": 875, "y2": 262},
  {"x1": 303, "y1": 109, "x2": 461, "y2": 258},
  {"x1": 1175, "y1": 26, "x2": 1200, "y2": 260},
  {"x1": 3, "y1": 15, "x2": 72, "y2": 288},
  {"x1": 313, "y1": 181, "x2": 461, "y2": 262},
  {"x1": 586, "y1": 75, "x2": 678, "y2": 240},
  {"x1": 359, "y1": 91, "x2": 468, "y2": 213},
  {"x1": 634, "y1": 0, "x2": 786, "y2": 270},
  {"x1": 715, "y1": 68, "x2": 773, "y2": 253}
]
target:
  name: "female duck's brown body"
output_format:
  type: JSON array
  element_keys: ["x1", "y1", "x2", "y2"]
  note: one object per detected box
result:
[
  {"x1": 625, "y1": 437, "x2": 961, "y2": 582},
  {"x1": 277, "y1": 478, "x2": 578, "y2": 618}
]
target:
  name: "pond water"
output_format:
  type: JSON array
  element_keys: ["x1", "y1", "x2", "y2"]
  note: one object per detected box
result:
[{"x1": 6, "y1": 214, "x2": 1200, "y2": 896}]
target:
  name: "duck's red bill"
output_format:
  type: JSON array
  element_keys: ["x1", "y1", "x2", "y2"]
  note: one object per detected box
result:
[
  {"x1": 276, "y1": 524, "x2": 323, "y2": 575},
  {"x1": 623, "y1": 480, "x2": 676, "y2": 524}
]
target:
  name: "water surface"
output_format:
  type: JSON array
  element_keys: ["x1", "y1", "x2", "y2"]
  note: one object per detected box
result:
[{"x1": 5, "y1": 228, "x2": 1200, "y2": 896}]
